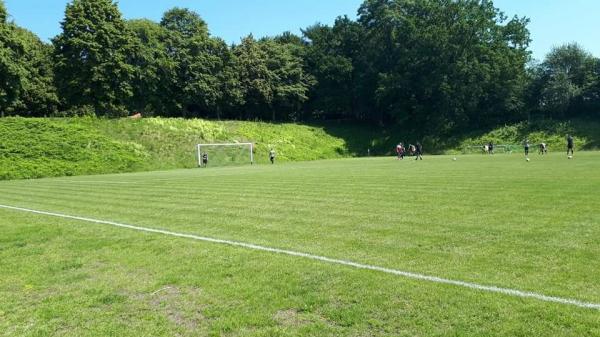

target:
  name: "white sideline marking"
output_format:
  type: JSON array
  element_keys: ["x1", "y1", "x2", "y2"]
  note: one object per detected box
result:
[
  {"x1": 60, "y1": 181, "x2": 139, "y2": 185},
  {"x1": 46, "y1": 178, "x2": 200, "y2": 185},
  {"x1": 1, "y1": 203, "x2": 599, "y2": 310}
]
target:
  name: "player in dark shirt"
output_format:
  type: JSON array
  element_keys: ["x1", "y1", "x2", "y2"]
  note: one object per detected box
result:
[
  {"x1": 415, "y1": 142, "x2": 423, "y2": 160},
  {"x1": 567, "y1": 135, "x2": 574, "y2": 156},
  {"x1": 202, "y1": 153, "x2": 208, "y2": 167}
]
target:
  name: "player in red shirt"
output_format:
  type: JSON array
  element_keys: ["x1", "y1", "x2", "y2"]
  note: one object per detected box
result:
[{"x1": 396, "y1": 143, "x2": 405, "y2": 160}]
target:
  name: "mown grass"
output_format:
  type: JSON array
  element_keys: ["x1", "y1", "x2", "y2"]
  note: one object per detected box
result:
[{"x1": 1, "y1": 152, "x2": 599, "y2": 336}]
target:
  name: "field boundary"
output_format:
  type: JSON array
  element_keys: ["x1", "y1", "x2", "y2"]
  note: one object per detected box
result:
[{"x1": 1, "y1": 203, "x2": 598, "y2": 310}]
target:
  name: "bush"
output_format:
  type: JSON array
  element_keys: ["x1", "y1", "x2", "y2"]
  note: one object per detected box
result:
[{"x1": 453, "y1": 119, "x2": 598, "y2": 153}]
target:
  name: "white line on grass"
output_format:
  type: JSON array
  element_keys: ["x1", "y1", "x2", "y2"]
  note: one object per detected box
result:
[
  {"x1": 43, "y1": 178, "x2": 204, "y2": 185},
  {"x1": 59, "y1": 181, "x2": 139, "y2": 184},
  {"x1": 1, "y1": 203, "x2": 598, "y2": 310}
]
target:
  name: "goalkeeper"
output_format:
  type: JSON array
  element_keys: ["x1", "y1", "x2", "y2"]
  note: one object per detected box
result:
[{"x1": 202, "y1": 153, "x2": 208, "y2": 167}]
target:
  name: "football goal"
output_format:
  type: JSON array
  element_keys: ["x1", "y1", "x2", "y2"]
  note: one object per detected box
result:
[
  {"x1": 462, "y1": 144, "x2": 522, "y2": 154},
  {"x1": 196, "y1": 143, "x2": 254, "y2": 167}
]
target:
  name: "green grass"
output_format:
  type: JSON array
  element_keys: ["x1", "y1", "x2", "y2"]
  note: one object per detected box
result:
[
  {"x1": 1, "y1": 152, "x2": 599, "y2": 336},
  {"x1": 0, "y1": 117, "x2": 353, "y2": 180},
  {"x1": 453, "y1": 119, "x2": 600, "y2": 154},
  {"x1": 2, "y1": 117, "x2": 600, "y2": 180}
]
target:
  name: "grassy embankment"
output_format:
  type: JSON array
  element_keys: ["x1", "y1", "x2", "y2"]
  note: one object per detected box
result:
[
  {"x1": 0, "y1": 118, "x2": 353, "y2": 180},
  {"x1": 451, "y1": 119, "x2": 600, "y2": 154},
  {"x1": 1, "y1": 117, "x2": 598, "y2": 179}
]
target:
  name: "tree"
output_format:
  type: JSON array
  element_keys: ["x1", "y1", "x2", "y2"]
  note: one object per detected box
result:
[
  {"x1": 159, "y1": 8, "x2": 230, "y2": 118},
  {"x1": 586, "y1": 59, "x2": 600, "y2": 117},
  {"x1": 0, "y1": 0, "x2": 5, "y2": 22},
  {"x1": 303, "y1": 17, "x2": 366, "y2": 120},
  {"x1": 126, "y1": 19, "x2": 174, "y2": 115},
  {"x1": 234, "y1": 35, "x2": 312, "y2": 121},
  {"x1": 9, "y1": 27, "x2": 58, "y2": 116},
  {"x1": 356, "y1": 0, "x2": 530, "y2": 133},
  {"x1": 234, "y1": 35, "x2": 275, "y2": 120},
  {"x1": 212, "y1": 40, "x2": 244, "y2": 120},
  {"x1": 264, "y1": 38, "x2": 313, "y2": 121},
  {"x1": 1, "y1": 2, "x2": 57, "y2": 117},
  {"x1": 534, "y1": 44, "x2": 599, "y2": 118},
  {"x1": 53, "y1": 0, "x2": 134, "y2": 117},
  {"x1": 160, "y1": 7, "x2": 208, "y2": 39},
  {"x1": 0, "y1": 0, "x2": 23, "y2": 117}
]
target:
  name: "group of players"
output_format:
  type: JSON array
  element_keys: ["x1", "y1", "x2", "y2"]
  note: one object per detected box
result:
[
  {"x1": 395, "y1": 142, "x2": 423, "y2": 160},
  {"x1": 514, "y1": 134, "x2": 574, "y2": 158},
  {"x1": 394, "y1": 135, "x2": 576, "y2": 160}
]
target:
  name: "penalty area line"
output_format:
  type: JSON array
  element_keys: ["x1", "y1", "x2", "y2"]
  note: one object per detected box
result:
[{"x1": 0, "y1": 203, "x2": 598, "y2": 311}]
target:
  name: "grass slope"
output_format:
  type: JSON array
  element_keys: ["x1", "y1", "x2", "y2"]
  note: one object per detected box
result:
[
  {"x1": 1, "y1": 116, "x2": 599, "y2": 180},
  {"x1": 0, "y1": 118, "x2": 148, "y2": 180},
  {"x1": 453, "y1": 119, "x2": 600, "y2": 154},
  {"x1": 0, "y1": 117, "x2": 351, "y2": 180},
  {"x1": 1, "y1": 153, "x2": 599, "y2": 336}
]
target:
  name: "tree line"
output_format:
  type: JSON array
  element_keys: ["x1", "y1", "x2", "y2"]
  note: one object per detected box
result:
[{"x1": 1, "y1": 0, "x2": 599, "y2": 135}]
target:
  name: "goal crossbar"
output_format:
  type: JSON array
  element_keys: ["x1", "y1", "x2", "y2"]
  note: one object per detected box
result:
[{"x1": 196, "y1": 143, "x2": 254, "y2": 166}]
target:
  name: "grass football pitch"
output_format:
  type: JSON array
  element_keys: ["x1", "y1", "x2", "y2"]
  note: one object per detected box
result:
[{"x1": 1, "y1": 153, "x2": 599, "y2": 336}]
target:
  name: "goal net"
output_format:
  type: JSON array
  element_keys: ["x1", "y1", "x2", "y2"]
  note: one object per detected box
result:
[
  {"x1": 462, "y1": 144, "x2": 521, "y2": 154},
  {"x1": 196, "y1": 143, "x2": 254, "y2": 167}
]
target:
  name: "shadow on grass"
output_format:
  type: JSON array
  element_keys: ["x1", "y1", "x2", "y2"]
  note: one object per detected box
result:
[{"x1": 309, "y1": 120, "x2": 402, "y2": 157}]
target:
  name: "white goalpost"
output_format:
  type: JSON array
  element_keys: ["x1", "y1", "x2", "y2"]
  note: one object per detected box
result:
[{"x1": 196, "y1": 143, "x2": 254, "y2": 167}]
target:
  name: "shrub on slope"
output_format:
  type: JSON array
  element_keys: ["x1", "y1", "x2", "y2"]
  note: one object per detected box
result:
[
  {"x1": 0, "y1": 118, "x2": 148, "y2": 179},
  {"x1": 0, "y1": 117, "x2": 352, "y2": 179},
  {"x1": 454, "y1": 119, "x2": 600, "y2": 153}
]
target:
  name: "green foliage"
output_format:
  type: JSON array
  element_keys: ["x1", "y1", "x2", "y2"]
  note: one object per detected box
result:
[
  {"x1": 160, "y1": 7, "x2": 208, "y2": 39},
  {"x1": 455, "y1": 119, "x2": 600, "y2": 153},
  {"x1": 303, "y1": 17, "x2": 364, "y2": 119},
  {"x1": 231, "y1": 121, "x2": 348, "y2": 161},
  {"x1": 2, "y1": 116, "x2": 598, "y2": 180},
  {"x1": 233, "y1": 35, "x2": 312, "y2": 121},
  {"x1": 0, "y1": 117, "x2": 356, "y2": 179},
  {"x1": 0, "y1": 6, "x2": 24, "y2": 117},
  {"x1": 233, "y1": 35, "x2": 275, "y2": 117},
  {"x1": 53, "y1": 0, "x2": 134, "y2": 117},
  {"x1": 261, "y1": 38, "x2": 313, "y2": 121},
  {"x1": 1, "y1": 0, "x2": 600, "y2": 141},
  {"x1": 96, "y1": 117, "x2": 228, "y2": 170},
  {"x1": 0, "y1": 1, "x2": 57, "y2": 117},
  {"x1": 529, "y1": 43, "x2": 600, "y2": 119},
  {"x1": 0, "y1": 0, "x2": 6, "y2": 22},
  {"x1": 126, "y1": 19, "x2": 176, "y2": 116},
  {"x1": 99, "y1": 118, "x2": 350, "y2": 167},
  {"x1": 356, "y1": 0, "x2": 530, "y2": 131},
  {"x1": 8, "y1": 27, "x2": 59, "y2": 116},
  {"x1": 143, "y1": 8, "x2": 242, "y2": 119},
  {"x1": 0, "y1": 117, "x2": 147, "y2": 179}
]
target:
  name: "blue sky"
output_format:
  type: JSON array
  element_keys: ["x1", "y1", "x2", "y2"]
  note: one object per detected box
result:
[{"x1": 4, "y1": 0, "x2": 599, "y2": 61}]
